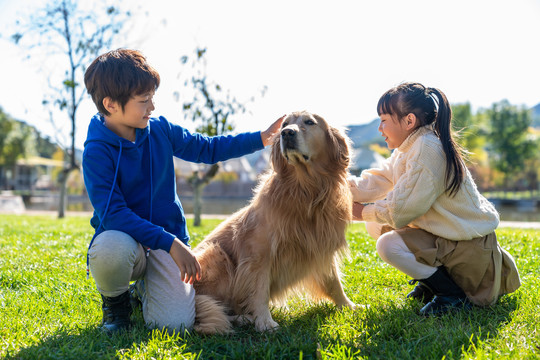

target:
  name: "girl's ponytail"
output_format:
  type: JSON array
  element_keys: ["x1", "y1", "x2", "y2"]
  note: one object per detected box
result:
[{"x1": 428, "y1": 87, "x2": 465, "y2": 197}]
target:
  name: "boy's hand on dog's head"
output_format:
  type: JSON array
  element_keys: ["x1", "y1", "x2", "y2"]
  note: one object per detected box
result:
[
  {"x1": 169, "y1": 239, "x2": 201, "y2": 284},
  {"x1": 261, "y1": 114, "x2": 287, "y2": 147}
]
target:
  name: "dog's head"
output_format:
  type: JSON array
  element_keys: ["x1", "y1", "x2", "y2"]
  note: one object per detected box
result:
[{"x1": 271, "y1": 111, "x2": 350, "y2": 175}]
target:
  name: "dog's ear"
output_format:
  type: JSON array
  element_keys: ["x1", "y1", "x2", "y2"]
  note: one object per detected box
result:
[
  {"x1": 328, "y1": 126, "x2": 350, "y2": 169},
  {"x1": 312, "y1": 113, "x2": 350, "y2": 170}
]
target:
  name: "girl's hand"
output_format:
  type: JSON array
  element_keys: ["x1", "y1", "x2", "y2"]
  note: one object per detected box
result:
[
  {"x1": 169, "y1": 239, "x2": 201, "y2": 284},
  {"x1": 352, "y1": 202, "x2": 365, "y2": 221},
  {"x1": 261, "y1": 114, "x2": 287, "y2": 147}
]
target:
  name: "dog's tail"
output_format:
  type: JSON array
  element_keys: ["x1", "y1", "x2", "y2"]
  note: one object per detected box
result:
[{"x1": 194, "y1": 294, "x2": 232, "y2": 334}]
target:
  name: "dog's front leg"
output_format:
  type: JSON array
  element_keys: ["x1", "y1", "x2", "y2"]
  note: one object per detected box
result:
[
  {"x1": 233, "y1": 261, "x2": 278, "y2": 332},
  {"x1": 317, "y1": 260, "x2": 356, "y2": 309},
  {"x1": 251, "y1": 287, "x2": 279, "y2": 332}
]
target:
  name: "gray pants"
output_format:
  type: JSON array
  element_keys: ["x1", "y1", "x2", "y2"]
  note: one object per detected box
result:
[{"x1": 88, "y1": 230, "x2": 195, "y2": 331}]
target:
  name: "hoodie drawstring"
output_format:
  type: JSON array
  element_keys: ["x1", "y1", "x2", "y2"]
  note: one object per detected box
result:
[
  {"x1": 148, "y1": 133, "x2": 153, "y2": 222},
  {"x1": 86, "y1": 141, "x2": 124, "y2": 279},
  {"x1": 147, "y1": 132, "x2": 153, "y2": 259}
]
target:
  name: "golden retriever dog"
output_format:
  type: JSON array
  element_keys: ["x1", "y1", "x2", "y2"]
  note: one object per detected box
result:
[{"x1": 193, "y1": 111, "x2": 355, "y2": 334}]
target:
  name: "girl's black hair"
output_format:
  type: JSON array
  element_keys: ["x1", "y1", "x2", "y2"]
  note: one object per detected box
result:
[{"x1": 377, "y1": 82, "x2": 465, "y2": 197}]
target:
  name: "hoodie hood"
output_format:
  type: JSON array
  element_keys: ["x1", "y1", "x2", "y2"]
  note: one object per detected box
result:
[{"x1": 84, "y1": 113, "x2": 149, "y2": 149}]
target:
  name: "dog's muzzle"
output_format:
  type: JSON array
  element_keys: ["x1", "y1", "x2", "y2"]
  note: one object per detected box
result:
[
  {"x1": 281, "y1": 128, "x2": 309, "y2": 162},
  {"x1": 281, "y1": 128, "x2": 297, "y2": 150}
]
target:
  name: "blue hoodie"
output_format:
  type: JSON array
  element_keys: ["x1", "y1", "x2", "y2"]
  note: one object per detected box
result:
[{"x1": 83, "y1": 113, "x2": 263, "y2": 253}]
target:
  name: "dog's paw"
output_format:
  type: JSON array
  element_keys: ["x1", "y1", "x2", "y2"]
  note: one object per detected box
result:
[
  {"x1": 254, "y1": 317, "x2": 279, "y2": 332},
  {"x1": 336, "y1": 299, "x2": 357, "y2": 310},
  {"x1": 341, "y1": 302, "x2": 371, "y2": 311}
]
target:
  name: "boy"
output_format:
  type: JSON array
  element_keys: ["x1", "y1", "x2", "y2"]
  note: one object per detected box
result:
[{"x1": 83, "y1": 48, "x2": 284, "y2": 332}]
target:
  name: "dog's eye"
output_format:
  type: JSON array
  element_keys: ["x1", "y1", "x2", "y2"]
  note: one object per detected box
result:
[
  {"x1": 304, "y1": 119, "x2": 316, "y2": 125},
  {"x1": 282, "y1": 121, "x2": 289, "y2": 128}
]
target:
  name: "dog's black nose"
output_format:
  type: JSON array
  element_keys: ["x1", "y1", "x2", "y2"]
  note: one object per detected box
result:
[{"x1": 281, "y1": 128, "x2": 296, "y2": 138}]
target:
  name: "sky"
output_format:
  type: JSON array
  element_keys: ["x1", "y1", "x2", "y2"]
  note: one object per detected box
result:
[{"x1": 0, "y1": 0, "x2": 539, "y2": 150}]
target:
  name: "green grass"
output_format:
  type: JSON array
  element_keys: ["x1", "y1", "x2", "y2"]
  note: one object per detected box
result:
[
  {"x1": 0, "y1": 215, "x2": 539, "y2": 359},
  {"x1": 483, "y1": 190, "x2": 539, "y2": 200}
]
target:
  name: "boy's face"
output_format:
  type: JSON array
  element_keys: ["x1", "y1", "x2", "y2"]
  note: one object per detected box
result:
[
  {"x1": 104, "y1": 92, "x2": 155, "y2": 141},
  {"x1": 121, "y1": 92, "x2": 155, "y2": 128}
]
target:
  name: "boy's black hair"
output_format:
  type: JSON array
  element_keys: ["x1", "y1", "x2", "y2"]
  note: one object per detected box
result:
[{"x1": 84, "y1": 49, "x2": 160, "y2": 115}]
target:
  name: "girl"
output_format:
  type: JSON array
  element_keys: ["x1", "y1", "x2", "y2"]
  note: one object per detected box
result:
[{"x1": 349, "y1": 82, "x2": 520, "y2": 316}]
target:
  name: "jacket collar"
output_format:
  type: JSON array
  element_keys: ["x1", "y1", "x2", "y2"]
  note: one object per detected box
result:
[{"x1": 398, "y1": 123, "x2": 435, "y2": 153}]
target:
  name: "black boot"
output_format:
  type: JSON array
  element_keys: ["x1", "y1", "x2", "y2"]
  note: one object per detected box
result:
[
  {"x1": 101, "y1": 290, "x2": 132, "y2": 333},
  {"x1": 419, "y1": 266, "x2": 471, "y2": 316},
  {"x1": 407, "y1": 279, "x2": 434, "y2": 304}
]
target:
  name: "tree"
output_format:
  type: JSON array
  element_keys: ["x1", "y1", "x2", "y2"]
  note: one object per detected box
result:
[
  {"x1": 35, "y1": 134, "x2": 62, "y2": 160},
  {"x1": 452, "y1": 103, "x2": 487, "y2": 160},
  {"x1": 12, "y1": 0, "x2": 131, "y2": 217},
  {"x1": 486, "y1": 100, "x2": 537, "y2": 191},
  {"x1": 0, "y1": 108, "x2": 34, "y2": 189},
  {"x1": 451, "y1": 103, "x2": 492, "y2": 189},
  {"x1": 176, "y1": 48, "x2": 266, "y2": 226}
]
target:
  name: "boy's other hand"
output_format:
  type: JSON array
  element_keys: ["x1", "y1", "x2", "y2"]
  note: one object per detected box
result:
[
  {"x1": 261, "y1": 114, "x2": 287, "y2": 147},
  {"x1": 169, "y1": 239, "x2": 201, "y2": 284}
]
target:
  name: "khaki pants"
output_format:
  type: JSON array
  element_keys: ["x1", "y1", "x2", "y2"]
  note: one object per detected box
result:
[
  {"x1": 366, "y1": 222, "x2": 521, "y2": 306},
  {"x1": 88, "y1": 230, "x2": 195, "y2": 331}
]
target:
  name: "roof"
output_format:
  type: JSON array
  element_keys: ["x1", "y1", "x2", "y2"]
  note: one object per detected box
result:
[
  {"x1": 174, "y1": 157, "x2": 256, "y2": 180},
  {"x1": 16, "y1": 156, "x2": 64, "y2": 167}
]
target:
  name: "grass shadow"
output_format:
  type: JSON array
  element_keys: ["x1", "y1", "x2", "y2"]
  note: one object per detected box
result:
[
  {"x1": 7, "y1": 326, "x2": 145, "y2": 359},
  {"x1": 6, "y1": 303, "x2": 334, "y2": 359},
  {"x1": 181, "y1": 303, "x2": 340, "y2": 359},
  {"x1": 318, "y1": 294, "x2": 520, "y2": 360},
  {"x1": 6, "y1": 295, "x2": 519, "y2": 359},
  {"x1": 5, "y1": 307, "x2": 158, "y2": 360}
]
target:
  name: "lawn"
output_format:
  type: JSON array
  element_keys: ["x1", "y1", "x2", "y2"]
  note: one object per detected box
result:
[{"x1": 0, "y1": 214, "x2": 538, "y2": 359}]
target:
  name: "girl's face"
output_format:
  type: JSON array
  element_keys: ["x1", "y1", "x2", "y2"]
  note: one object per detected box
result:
[{"x1": 378, "y1": 113, "x2": 413, "y2": 149}]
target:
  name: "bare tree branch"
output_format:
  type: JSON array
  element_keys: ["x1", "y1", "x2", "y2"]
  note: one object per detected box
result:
[
  {"x1": 176, "y1": 47, "x2": 265, "y2": 225},
  {"x1": 12, "y1": 0, "x2": 132, "y2": 217}
]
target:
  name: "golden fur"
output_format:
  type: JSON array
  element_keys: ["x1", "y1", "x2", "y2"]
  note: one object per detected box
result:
[{"x1": 193, "y1": 111, "x2": 355, "y2": 334}]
